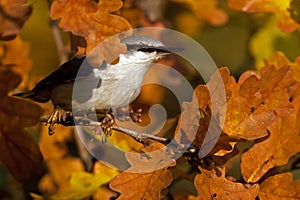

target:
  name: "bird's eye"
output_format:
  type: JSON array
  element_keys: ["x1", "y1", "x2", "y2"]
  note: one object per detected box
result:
[{"x1": 137, "y1": 47, "x2": 157, "y2": 53}]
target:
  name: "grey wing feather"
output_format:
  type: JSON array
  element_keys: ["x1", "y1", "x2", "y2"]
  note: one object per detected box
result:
[{"x1": 13, "y1": 57, "x2": 104, "y2": 103}]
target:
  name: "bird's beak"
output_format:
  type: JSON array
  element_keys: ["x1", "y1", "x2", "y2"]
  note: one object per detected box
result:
[{"x1": 157, "y1": 47, "x2": 183, "y2": 56}]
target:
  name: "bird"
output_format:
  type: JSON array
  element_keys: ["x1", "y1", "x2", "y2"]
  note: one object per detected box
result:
[{"x1": 13, "y1": 36, "x2": 178, "y2": 135}]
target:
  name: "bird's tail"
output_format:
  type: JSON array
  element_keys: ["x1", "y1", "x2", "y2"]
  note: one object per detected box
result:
[{"x1": 13, "y1": 91, "x2": 35, "y2": 99}]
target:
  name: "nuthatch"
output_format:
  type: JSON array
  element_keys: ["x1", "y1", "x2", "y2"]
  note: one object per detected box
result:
[{"x1": 14, "y1": 36, "x2": 178, "y2": 134}]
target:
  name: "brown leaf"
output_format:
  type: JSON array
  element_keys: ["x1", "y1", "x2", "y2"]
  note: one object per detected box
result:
[
  {"x1": 0, "y1": 93, "x2": 42, "y2": 181},
  {"x1": 0, "y1": 37, "x2": 42, "y2": 181},
  {"x1": 0, "y1": 68, "x2": 21, "y2": 96},
  {"x1": 50, "y1": 0, "x2": 98, "y2": 36},
  {"x1": 227, "y1": 0, "x2": 300, "y2": 32},
  {"x1": 0, "y1": 130, "x2": 43, "y2": 181},
  {"x1": 175, "y1": 67, "x2": 235, "y2": 158},
  {"x1": 259, "y1": 173, "x2": 300, "y2": 199},
  {"x1": 224, "y1": 65, "x2": 296, "y2": 140},
  {"x1": 241, "y1": 96, "x2": 300, "y2": 183},
  {"x1": 50, "y1": 0, "x2": 131, "y2": 56},
  {"x1": 109, "y1": 143, "x2": 173, "y2": 200},
  {"x1": 194, "y1": 167, "x2": 259, "y2": 200},
  {"x1": 0, "y1": 0, "x2": 32, "y2": 40},
  {"x1": 0, "y1": 96, "x2": 42, "y2": 129},
  {"x1": 86, "y1": 36, "x2": 127, "y2": 66},
  {"x1": 109, "y1": 168, "x2": 172, "y2": 200}
]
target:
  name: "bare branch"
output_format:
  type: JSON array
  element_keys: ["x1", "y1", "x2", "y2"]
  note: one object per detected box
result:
[{"x1": 40, "y1": 115, "x2": 170, "y2": 145}]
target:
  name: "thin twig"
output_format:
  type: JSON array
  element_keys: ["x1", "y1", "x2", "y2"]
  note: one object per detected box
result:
[
  {"x1": 47, "y1": 0, "x2": 68, "y2": 64},
  {"x1": 112, "y1": 125, "x2": 170, "y2": 144},
  {"x1": 40, "y1": 115, "x2": 170, "y2": 145}
]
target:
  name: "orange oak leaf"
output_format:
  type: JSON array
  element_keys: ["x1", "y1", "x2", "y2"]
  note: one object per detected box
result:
[
  {"x1": 265, "y1": 51, "x2": 300, "y2": 83},
  {"x1": 241, "y1": 96, "x2": 300, "y2": 183},
  {"x1": 50, "y1": 0, "x2": 98, "y2": 36},
  {"x1": 0, "y1": 69, "x2": 43, "y2": 181},
  {"x1": 109, "y1": 168, "x2": 172, "y2": 200},
  {"x1": 194, "y1": 167, "x2": 259, "y2": 200},
  {"x1": 224, "y1": 65, "x2": 296, "y2": 140},
  {"x1": 50, "y1": 0, "x2": 131, "y2": 56},
  {"x1": 227, "y1": 0, "x2": 300, "y2": 32},
  {"x1": 171, "y1": 0, "x2": 228, "y2": 26},
  {"x1": 109, "y1": 143, "x2": 173, "y2": 200},
  {"x1": 175, "y1": 67, "x2": 238, "y2": 159},
  {"x1": 0, "y1": 37, "x2": 42, "y2": 181},
  {"x1": 0, "y1": 130, "x2": 43, "y2": 182},
  {"x1": 258, "y1": 173, "x2": 300, "y2": 199},
  {"x1": 0, "y1": 0, "x2": 32, "y2": 40}
]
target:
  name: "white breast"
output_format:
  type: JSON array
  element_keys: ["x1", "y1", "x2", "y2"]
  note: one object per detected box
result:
[{"x1": 72, "y1": 51, "x2": 158, "y2": 111}]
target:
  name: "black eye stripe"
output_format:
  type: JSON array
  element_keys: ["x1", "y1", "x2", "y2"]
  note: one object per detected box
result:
[
  {"x1": 126, "y1": 44, "x2": 169, "y2": 53},
  {"x1": 137, "y1": 47, "x2": 168, "y2": 53}
]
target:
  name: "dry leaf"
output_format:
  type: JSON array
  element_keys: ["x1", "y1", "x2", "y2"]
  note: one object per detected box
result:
[
  {"x1": 175, "y1": 67, "x2": 236, "y2": 159},
  {"x1": 259, "y1": 173, "x2": 300, "y2": 200},
  {"x1": 224, "y1": 65, "x2": 296, "y2": 140},
  {"x1": 194, "y1": 167, "x2": 259, "y2": 200},
  {"x1": 50, "y1": 0, "x2": 131, "y2": 56},
  {"x1": 0, "y1": 130, "x2": 43, "y2": 181},
  {"x1": 109, "y1": 168, "x2": 172, "y2": 200},
  {"x1": 241, "y1": 97, "x2": 300, "y2": 183},
  {"x1": 227, "y1": 0, "x2": 300, "y2": 32},
  {"x1": 109, "y1": 143, "x2": 173, "y2": 200},
  {"x1": 0, "y1": 67, "x2": 42, "y2": 181}
]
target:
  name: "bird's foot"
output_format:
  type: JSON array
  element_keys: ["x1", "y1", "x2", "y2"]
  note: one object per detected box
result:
[
  {"x1": 47, "y1": 106, "x2": 72, "y2": 135},
  {"x1": 115, "y1": 107, "x2": 142, "y2": 123},
  {"x1": 99, "y1": 112, "x2": 115, "y2": 136}
]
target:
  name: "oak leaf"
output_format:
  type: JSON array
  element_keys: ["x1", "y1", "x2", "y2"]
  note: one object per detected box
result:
[
  {"x1": 0, "y1": 38, "x2": 42, "y2": 181},
  {"x1": 0, "y1": 0, "x2": 32, "y2": 40},
  {"x1": 109, "y1": 168, "x2": 172, "y2": 200},
  {"x1": 50, "y1": 0, "x2": 131, "y2": 56},
  {"x1": 175, "y1": 67, "x2": 237, "y2": 159},
  {"x1": 224, "y1": 65, "x2": 296, "y2": 140},
  {"x1": 258, "y1": 173, "x2": 300, "y2": 200},
  {"x1": 227, "y1": 0, "x2": 300, "y2": 32},
  {"x1": 194, "y1": 167, "x2": 259, "y2": 200},
  {"x1": 109, "y1": 143, "x2": 173, "y2": 200},
  {"x1": 0, "y1": 69, "x2": 43, "y2": 181},
  {"x1": 241, "y1": 96, "x2": 300, "y2": 183}
]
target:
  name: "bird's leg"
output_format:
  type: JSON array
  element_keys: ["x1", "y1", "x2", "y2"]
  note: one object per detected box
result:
[
  {"x1": 47, "y1": 106, "x2": 64, "y2": 135},
  {"x1": 46, "y1": 106, "x2": 72, "y2": 135},
  {"x1": 98, "y1": 111, "x2": 115, "y2": 136}
]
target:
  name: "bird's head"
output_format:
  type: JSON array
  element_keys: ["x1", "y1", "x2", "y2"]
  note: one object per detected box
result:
[{"x1": 120, "y1": 36, "x2": 177, "y2": 65}]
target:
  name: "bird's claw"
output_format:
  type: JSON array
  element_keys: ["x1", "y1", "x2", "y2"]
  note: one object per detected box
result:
[
  {"x1": 47, "y1": 107, "x2": 63, "y2": 135},
  {"x1": 46, "y1": 106, "x2": 71, "y2": 135},
  {"x1": 99, "y1": 112, "x2": 115, "y2": 136}
]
